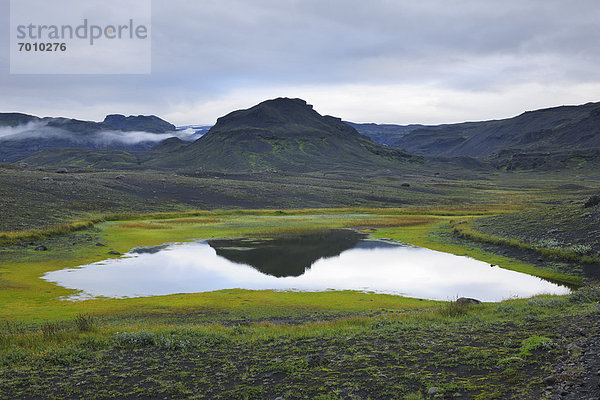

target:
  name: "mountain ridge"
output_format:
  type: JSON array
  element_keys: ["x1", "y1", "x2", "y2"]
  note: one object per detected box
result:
[{"x1": 0, "y1": 113, "x2": 177, "y2": 162}]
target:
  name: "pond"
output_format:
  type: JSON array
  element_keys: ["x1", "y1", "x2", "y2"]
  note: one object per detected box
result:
[{"x1": 43, "y1": 229, "x2": 570, "y2": 301}]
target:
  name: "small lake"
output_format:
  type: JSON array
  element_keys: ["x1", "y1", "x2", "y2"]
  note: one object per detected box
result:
[{"x1": 43, "y1": 229, "x2": 570, "y2": 301}]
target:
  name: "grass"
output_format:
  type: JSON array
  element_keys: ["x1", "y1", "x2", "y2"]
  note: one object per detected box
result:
[
  {"x1": 0, "y1": 204, "x2": 595, "y2": 398},
  {"x1": 451, "y1": 220, "x2": 600, "y2": 265},
  {"x1": 1, "y1": 288, "x2": 598, "y2": 399},
  {"x1": 0, "y1": 208, "x2": 584, "y2": 323}
]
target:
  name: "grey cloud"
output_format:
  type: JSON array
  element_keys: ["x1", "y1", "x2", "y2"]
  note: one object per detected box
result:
[{"x1": 1, "y1": 0, "x2": 599, "y2": 124}]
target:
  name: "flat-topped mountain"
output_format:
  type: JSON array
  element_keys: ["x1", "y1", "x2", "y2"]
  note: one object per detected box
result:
[
  {"x1": 102, "y1": 114, "x2": 176, "y2": 133},
  {"x1": 143, "y1": 98, "x2": 420, "y2": 172}
]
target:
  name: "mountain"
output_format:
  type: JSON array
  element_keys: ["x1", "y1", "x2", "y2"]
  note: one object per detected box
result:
[
  {"x1": 102, "y1": 114, "x2": 176, "y2": 133},
  {"x1": 21, "y1": 98, "x2": 423, "y2": 172},
  {"x1": 393, "y1": 102, "x2": 600, "y2": 160},
  {"x1": 0, "y1": 113, "x2": 178, "y2": 162},
  {"x1": 0, "y1": 113, "x2": 40, "y2": 127},
  {"x1": 143, "y1": 97, "x2": 422, "y2": 172},
  {"x1": 345, "y1": 122, "x2": 425, "y2": 146}
]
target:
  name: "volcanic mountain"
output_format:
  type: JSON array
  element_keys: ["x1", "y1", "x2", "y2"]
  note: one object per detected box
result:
[{"x1": 143, "y1": 97, "x2": 421, "y2": 172}]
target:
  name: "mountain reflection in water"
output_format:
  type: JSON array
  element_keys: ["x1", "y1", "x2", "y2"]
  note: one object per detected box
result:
[
  {"x1": 43, "y1": 229, "x2": 570, "y2": 301},
  {"x1": 207, "y1": 230, "x2": 366, "y2": 277}
]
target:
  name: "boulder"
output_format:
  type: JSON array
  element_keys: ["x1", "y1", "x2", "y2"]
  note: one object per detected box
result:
[
  {"x1": 456, "y1": 297, "x2": 481, "y2": 306},
  {"x1": 584, "y1": 195, "x2": 600, "y2": 208}
]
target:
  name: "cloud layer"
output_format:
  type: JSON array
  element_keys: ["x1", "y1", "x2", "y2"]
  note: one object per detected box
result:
[{"x1": 1, "y1": 0, "x2": 599, "y2": 124}]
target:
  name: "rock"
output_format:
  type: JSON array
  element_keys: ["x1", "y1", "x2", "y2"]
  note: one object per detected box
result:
[
  {"x1": 401, "y1": 183, "x2": 411, "y2": 187},
  {"x1": 504, "y1": 356, "x2": 524, "y2": 362},
  {"x1": 108, "y1": 251, "x2": 121, "y2": 255},
  {"x1": 567, "y1": 343, "x2": 582, "y2": 353},
  {"x1": 115, "y1": 175, "x2": 125, "y2": 180},
  {"x1": 544, "y1": 375, "x2": 558, "y2": 384},
  {"x1": 42, "y1": 177, "x2": 52, "y2": 181},
  {"x1": 55, "y1": 168, "x2": 68, "y2": 174},
  {"x1": 96, "y1": 242, "x2": 107, "y2": 247},
  {"x1": 34, "y1": 245, "x2": 48, "y2": 251},
  {"x1": 456, "y1": 297, "x2": 481, "y2": 306},
  {"x1": 427, "y1": 386, "x2": 439, "y2": 396},
  {"x1": 584, "y1": 195, "x2": 600, "y2": 208},
  {"x1": 305, "y1": 354, "x2": 327, "y2": 367}
]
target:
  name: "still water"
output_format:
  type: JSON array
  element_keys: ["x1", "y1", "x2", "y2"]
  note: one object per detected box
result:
[{"x1": 43, "y1": 230, "x2": 570, "y2": 301}]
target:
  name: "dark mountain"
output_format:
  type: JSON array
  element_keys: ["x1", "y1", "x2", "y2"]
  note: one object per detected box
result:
[
  {"x1": 143, "y1": 98, "x2": 421, "y2": 172},
  {"x1": 0, "y1": 113, "x2": 40, "y2": 127},
  {"x1": 345, "y1": 122, "x2": 425, "y2": 146},
  {"x1": 393, "y1": 102, "x2": 600, "y2": 159},
  {"x1": 208, "y1": 230, "x2": 365, "y2": 277},
  {"x1": 102, "y1": 114, "x2": 176, "y2": 133},
  {"x1": 0, "y1": 113, "x2": 178, "y2": 162},
  {"x1": 20, "y1": 98, "x2": 423, "y2": 172}
]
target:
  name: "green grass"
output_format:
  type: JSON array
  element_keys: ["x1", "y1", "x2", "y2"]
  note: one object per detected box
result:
[
  {"x1": 1, "y1": 288, "x2": 598, "y2": 399},
  {"x1": 452, "y1": 220, "x2": 600, "y2": 265},
  {"x1": 0, "y1": 206, "x2": 597, "y2": 399},
  {"x1": 0, "y1": 208, "x2": 583, "y2": 323}
]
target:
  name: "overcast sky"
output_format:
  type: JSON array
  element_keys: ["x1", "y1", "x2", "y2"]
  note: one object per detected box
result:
[{"x1": 1, "y1": 0, "x2": 600, "y2": 125}]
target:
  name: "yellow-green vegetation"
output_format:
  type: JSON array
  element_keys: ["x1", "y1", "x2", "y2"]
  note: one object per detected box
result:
[
  {"x1": 2, "y1": 288, "x2": 599, "y2": 399},
  {"x1": 0, "y1": 207, "x2": 595, "y2": 399},
  {"x1": 0, "y1": 208, "x2": 581, "y2": 322},
  {"x1": 451, "y1": 220, "x2": 600, "y2": 265}
]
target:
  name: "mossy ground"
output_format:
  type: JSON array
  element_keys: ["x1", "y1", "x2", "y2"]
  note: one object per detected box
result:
[{"x1": 1, "y1": 165, "x2": 599, "y2": 399}]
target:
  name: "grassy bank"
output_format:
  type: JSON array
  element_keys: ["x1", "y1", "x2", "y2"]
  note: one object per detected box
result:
[
  {"x1": 451, "y1": 220, "x2": 600, "y2": 265},
  {"x1": 0, "y1": 207, "x2": 597, "y2": 398},
  {"x1": 1, "y1": 288, "x2": 599, "y2": 399},
  {"x1": 0, "y1": 208, "x2": 582, "y2": 322}
]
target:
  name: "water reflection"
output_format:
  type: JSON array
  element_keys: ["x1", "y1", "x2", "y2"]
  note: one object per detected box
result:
[
  {"x1": 43, "y1": 230, "x2": 570, "y2": 301},
  {"x1": 207, "y1": 230, "x2": 365, "y2": 277}
]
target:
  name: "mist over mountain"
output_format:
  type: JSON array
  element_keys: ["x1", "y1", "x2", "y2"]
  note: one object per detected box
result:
[
  {"x1": 0, "y1": 113, "x2": 184, "y2": 163},
  {"x1": 9, "y1": 99, "x2": 600, "y2": 172},
  {"x1": 20, "y1": 98, "x2": 423, "y2": 172}
]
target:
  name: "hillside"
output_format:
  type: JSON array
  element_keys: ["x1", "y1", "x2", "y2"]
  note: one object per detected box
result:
[
  {"x1": 393, "y1": 102, "x2": 600, "y2": 160},
  {"x1": 344, "y1": 122, "x2": 425, "y2": 146}
]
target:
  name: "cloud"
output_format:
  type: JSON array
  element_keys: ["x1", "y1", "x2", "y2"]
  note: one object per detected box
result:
[
  {"x1": 0, "y1": 0, "x2": 599, "y2": 124},
  {"x1": 0, "y1": 121, "x2": 198, "y2": 146}
]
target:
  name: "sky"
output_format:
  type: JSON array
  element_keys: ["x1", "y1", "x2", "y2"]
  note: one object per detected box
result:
[{"x1": 1, "y1": 0, "x2": 600, "y2": 126}]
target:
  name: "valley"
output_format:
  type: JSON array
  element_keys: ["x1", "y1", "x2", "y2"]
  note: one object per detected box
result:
[{"x1": 1, "y1": 98, "x2": 599, "y2": 399}]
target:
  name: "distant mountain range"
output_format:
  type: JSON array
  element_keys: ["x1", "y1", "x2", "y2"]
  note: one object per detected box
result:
[
  {"x1": 0, "y1": 113, "x2": 178, "y2": 162},
  {"x1": 4, "y1": 99, "x2": 600, "y2": 172},
  {"x1": 21, "y1": 98, "x2": 422, "y2": 172},
  {"x1": 347, "y1": 102, "x2": 600, "y2": 170},
  {"x1": 393, "y1": 102, "x2": 600, "y2": 158}
]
